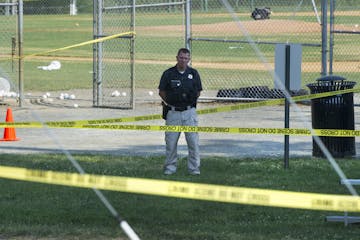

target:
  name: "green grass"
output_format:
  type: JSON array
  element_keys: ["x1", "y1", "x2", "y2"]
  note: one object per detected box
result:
[
  {"x1": 23, "y1": 60, "x2": 93, "y2": 91},
  {"x1": 0, "y1": 154, "x2": 360, "y2": 239},
  {"x1": 23, "y1": 15, "x2": 93, "y2": 52}
]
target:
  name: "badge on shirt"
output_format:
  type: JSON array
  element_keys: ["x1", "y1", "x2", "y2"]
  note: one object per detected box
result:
[
  {"x1": 188, "y1": 74, "x2": 193, "y2": 79},
  {"x1": 171, "y1": 80, "x2": 181, "y2": 88}
]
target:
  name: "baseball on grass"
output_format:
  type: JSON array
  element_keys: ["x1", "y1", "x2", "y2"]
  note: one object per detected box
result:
[{"x1": 111, "y1": 90, "x2": 120, "y2": 97}]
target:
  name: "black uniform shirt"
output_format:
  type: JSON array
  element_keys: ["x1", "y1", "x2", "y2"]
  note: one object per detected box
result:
[{"x1": 158, "y1": 65, "x2": 202, "y2": 108}]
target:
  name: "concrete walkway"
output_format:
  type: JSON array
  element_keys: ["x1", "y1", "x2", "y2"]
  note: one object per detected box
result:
[{"x1": 0, "y1": 92, "x2": 359, "y2": 159}]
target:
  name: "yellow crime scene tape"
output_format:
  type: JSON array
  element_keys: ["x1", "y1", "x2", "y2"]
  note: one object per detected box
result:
[
  {"x1": 0, "y1": 88, "x2": 360, "y2": 137},
  {"x1": 77, "y1": 125, "x2": 360, "y2": 138},
  {"x1": 3, "y1": 119, "x2": 360, "y2": 137},
  {"x1": 1, "y1": 34, "x2": 360, "y2": 137},
  {"x1": 0, "y1": 165, "x2": 359, "y2": 212},
  {"x1": 2, "y1": 30, "x2": 360, "y2": 215},
  {"x1": 0, "y1": 113, "x2": 163, "y2": 128},
  {"x1": 197, "y1": 87, "x2": 360, "y2": 114},
  {"x1": 1, "y1": 87, "x2": 360, "y2": 130},
  {"x1": 3, "y1": 31, "x2": 136, "y2": 61},
  {"x1": 2, "y1": 121, "x2": 360, "y2": 137}
]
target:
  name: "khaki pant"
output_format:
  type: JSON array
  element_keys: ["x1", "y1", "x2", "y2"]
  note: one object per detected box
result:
[{"x1": 164, "y1": 107, "x2": 200, "y2": 174}]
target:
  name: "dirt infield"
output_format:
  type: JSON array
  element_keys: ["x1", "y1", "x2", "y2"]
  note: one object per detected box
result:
[
  {"x1": 140, "y1": 16, "x2": 358, "y2": 36},
  {"x1": 138, "y1": 19, "x2": 321, "y2": 36},
  {"x1": 192, "y1": 20, "x2": 321, "y2": 35}
]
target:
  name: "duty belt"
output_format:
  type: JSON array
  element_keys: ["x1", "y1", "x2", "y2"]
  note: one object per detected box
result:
[{"x1": 168, "y1": 105, "x2": 195, "y2": 111}]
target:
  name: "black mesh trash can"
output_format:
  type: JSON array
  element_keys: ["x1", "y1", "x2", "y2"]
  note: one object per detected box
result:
[{"x1": 307, "y1": 75, "x2": 356, "y2": 158}]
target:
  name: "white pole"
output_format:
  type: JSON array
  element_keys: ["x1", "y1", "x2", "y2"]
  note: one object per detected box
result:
[
  {"x1": 70, "y1": 0, "x2": 78, "y2": 15},
  {"x1": 312, "y1": 0, "x2": 321, "y2": 24},
  {"x1": 185, "y1": 0, "x2": 191, "y2": 50}
]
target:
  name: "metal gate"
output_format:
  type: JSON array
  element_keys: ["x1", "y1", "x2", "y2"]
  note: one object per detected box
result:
[
  {"x1": 93, "y1": 0, "x2": 135, "y2": 108},
  {"x1": 0, "y1": 0, "x2": 22, "y2": 105},
  {"x1": 93, "y1": 0, "x2": 187, "y2": 109}
]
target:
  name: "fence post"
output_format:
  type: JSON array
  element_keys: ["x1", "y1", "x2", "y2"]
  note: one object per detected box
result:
[
  {"x1": 329, "y1": 0, "x2": 335, "y2": 75},
  {"x1": 18, "y1": 0, "x2": 23, "y2": 107},
  {"x1": 70, "y1": 0, "x2": 78, "y2": 15},
  {"x1": 185, "y1": 0, "x2": 191, "y2": 50},
  {"x1": 321, "y1": 0, "x2": 328, "y2": 76}
]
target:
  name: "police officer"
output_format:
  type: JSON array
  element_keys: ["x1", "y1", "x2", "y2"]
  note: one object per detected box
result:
[{"x1": 158, "y1": 48, "x2": 203, "y2": 175}]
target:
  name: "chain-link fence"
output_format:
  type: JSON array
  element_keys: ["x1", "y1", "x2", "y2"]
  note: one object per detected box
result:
[
  {"x1": 332, "y1": 0, "x2": 360, "y2": 104},
  {"x1": 99, "y1": 0, "x2": 323, "y2": 103},
  {"x1": 17, "y1": 0, "x2": 93, "y2": 108},
  {"x1": 23, "y1": 0, "x2": 92, "y2": 14},
  {"x1": 3, "y1": 0, "x2": 360, "y2": 107},
  {"x1": 129, "y1": 0, "x2": 186, "y2": 105},
  {"x1": 93, "y1": 0, "x2": 134, "y2": 108},
  {"x1": 190, "y1": 0, "x2": 323, "y2": 99},
  {"x1": 0, "y1": 1, "x2": 19, "y2": 100}
]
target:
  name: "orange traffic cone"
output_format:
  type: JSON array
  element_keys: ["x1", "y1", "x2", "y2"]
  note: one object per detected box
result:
[{"x1": 0, "y1": 108, "x2": 20, "y2": 141}]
